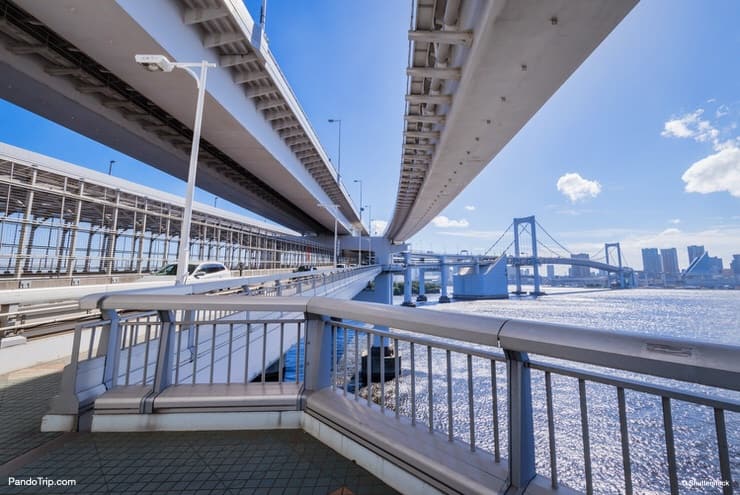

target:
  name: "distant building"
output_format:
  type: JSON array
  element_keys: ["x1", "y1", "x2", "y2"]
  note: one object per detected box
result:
[
  {"x1": 730, "y1": 255, "x2": 740, "y2": 278},
  {"x1": 687, "y1": 245, "x2": 705, "y2": 264},
  {"x1": 569, "y1": 253, "x2": 590, "y2": 278},
  {"x1": 684, "y1": 252, "x2": 723, "y2": 277},
  {"x1": 660, "y1": 248, "x2": 680, "y2": 274},
  {"x1": 641, "y1": 248, "x2": 662, "y2": 279},
  {"x1": 546, "y1": 264, "x2": 555, "y2": 279}
]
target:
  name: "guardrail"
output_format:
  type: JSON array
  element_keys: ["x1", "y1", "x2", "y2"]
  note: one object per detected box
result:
[{"x1": 48, "y1": 294, "x2": 739, "y2": 494}]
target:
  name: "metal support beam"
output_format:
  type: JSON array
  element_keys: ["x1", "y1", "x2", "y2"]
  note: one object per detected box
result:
[{"x1": 404, "y1": 130, "x2": 440, "y2": 139}]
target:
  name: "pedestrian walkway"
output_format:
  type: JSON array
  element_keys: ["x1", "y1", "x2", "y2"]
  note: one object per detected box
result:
[
  {"x1": 0, "y1": 359, "x2": 399, "y2": 495},
  {"x1": 0, "y1": 359, "x2": 65, "y2": 465}
]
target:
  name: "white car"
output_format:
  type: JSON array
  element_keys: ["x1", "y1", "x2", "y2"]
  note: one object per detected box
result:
[{"x1": 153, "y1": 261, "x2": 230, "y2": 283}]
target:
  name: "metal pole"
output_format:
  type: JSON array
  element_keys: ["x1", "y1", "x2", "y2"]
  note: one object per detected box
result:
[
  {"x1": 354, "y1": 179, "x2": 362, "y2": 265},
  {"x1": 176, "y1": 61, "x2": 209, "y2": 285},
  {"x1": 333, "y1": 216, "x2": 338, "y2": 267},
  {"x1": 108, "y1": 160, "x2": 116, "y2": 176},
  {"x1": 367, "y1": 204, "x2": 372, "y2": 264}
]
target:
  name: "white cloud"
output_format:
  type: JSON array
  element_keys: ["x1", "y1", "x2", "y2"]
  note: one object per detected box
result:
[
  {"x1": 436, "y1": 229, "x2": 505, "y2": 239},
  {"x1": 431, "y1": 216, "x2": 469, "y2": 228},
  {"x1": 669, "y1": 218, "x2": 681, "y2": 225},
  {"x1": 370, "y1": 219, "x2": 388, "y2": 236},
  {"x1": 661, "y1": 109, "x2": 719, "y2": 146},
  {"x1": 660, "y1": 228, "x2": 681, "y2": 236},
  {"x1": 556, "y1": 173, "x2": 602, "y2": 203},
  {"x1": 681, "y1": 145, "x2": 740, "y2": 197},
  {"x1": 464, "y1": 205, "x2": 476, "y2": 211}
]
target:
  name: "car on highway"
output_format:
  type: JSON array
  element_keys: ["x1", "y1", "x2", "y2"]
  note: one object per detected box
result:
[{"x1": 153, "y1": 261, "x2": 230, "y2": 283}]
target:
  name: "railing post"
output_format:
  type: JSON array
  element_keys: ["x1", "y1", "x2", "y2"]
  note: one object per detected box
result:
[
  {"x1": 143, "y1": 310, "x2": 176, "y2": 413},
  {"x1": 303, "y1": 314, "x2": 332, "y2": 391},
  {"x1": 101, "y1": 309, "x2": 122, "y2": 388},
  {"x1": 505, "y1": 349, "x2": 536, "y2": 493}
]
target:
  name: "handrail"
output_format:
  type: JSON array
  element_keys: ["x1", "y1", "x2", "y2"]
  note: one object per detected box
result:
[
  {"x1": 79, "y1": 266, "x2": 379, "y2": 309},
  {"x1": 87, "y1": 294, "x2": 740, "y2": 391}
]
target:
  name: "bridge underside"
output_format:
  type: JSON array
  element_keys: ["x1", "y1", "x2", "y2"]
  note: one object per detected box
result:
[
  {"x1": 387, "y1": 0, "x2": 637, "y2": 241},
  {"x1": 0, "y1": 0, "x2": 360, "y2": 235}
]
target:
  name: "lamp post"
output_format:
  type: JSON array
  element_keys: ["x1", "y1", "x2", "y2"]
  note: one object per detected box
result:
[
  {"x1": 135, "y1": 54, "x2": 216, "y2": 285},
  {"x1": 327, "y1": 118, "x2": 342, "y2": 183},
  {"x1": 353, "y1": 179, "x2": 363, "y2": 265},
  {"x1": 365, "y1": 204, "x2": 372, "y2": 264},
  {"x1": 108, "y1": 160, "x2": 116, "y2": 175},
  {"x1": 317, "y1": 203, "x2": 339, "y2": 267}
]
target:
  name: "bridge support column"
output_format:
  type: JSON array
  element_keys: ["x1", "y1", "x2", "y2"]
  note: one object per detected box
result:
[
  {"x1": 401, "y1": 252, "x2": 416, "y2": 307},
  {"x1": 438, "y1": 259, "x2": 450, "y2": 303},
  {"x1": 416, "y1": 268, "x2": 427, "y2": 302}
]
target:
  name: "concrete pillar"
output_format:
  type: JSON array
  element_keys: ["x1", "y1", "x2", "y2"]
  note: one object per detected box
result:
[
  {"x1": 416, "y1": 268, "x2": 427, "y2": 302},
  {"x1": 530, "y1": 221, "x2": 544, "y2": 296},
  {"x1": 439, "y1": 258, "x2": 450, "y2": 303},
  {"x1": 401, "y1": 252, "x2": 415, "y2": 307}
]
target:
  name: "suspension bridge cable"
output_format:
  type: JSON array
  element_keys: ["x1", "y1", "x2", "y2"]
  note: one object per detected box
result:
[
  {"x1": 483, "y1": 222, "x2": 513, "y2": 256},
  {"x1": 535, "y1": 220, "x2": 572, "y2": 255},
  {"x1": 536, "y1": 240, "x2": 565, "y2": 258}
]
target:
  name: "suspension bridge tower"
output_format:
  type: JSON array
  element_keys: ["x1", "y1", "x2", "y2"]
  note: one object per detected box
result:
[
  {"x1": 512, "y1": 216, "x2": 544, "y2": 296},
  {"x1": 604, "y1": 242, "x2": 625, "y2": 288}
]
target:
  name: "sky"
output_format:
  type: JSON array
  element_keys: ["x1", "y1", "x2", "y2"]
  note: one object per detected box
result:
[{"x1": 0, "y1": 0, "x2": 738, "y2": 272}]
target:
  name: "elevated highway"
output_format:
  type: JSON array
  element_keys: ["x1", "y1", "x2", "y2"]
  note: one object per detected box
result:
[
  {"x1": 0, "y1": 0, "x2": 362, "y2": 235},
  {"x1": 386, "y1": 0, "x2": 637, "y2": 242}
]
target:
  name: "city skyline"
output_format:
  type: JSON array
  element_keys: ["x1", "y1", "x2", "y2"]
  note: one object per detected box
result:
[{"x1": 0, "y1": 1, "x2": 737, "y2": 267}]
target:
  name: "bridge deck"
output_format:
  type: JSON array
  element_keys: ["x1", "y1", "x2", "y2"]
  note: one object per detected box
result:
[{"x1": 0, "y1": 359, "x2": 398, "y2": 495}]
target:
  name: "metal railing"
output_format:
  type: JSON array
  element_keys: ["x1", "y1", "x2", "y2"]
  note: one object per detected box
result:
[{"x1": 52, "y1": 295, "x2": 738, "y2": 494}]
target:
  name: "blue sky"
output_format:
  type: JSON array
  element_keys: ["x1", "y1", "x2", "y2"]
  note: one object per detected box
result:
[{"x1": 1, "y1": 0, "x2": 738, "y2": 271}]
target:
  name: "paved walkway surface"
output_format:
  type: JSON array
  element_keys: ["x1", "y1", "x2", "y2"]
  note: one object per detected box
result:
[
  {"x1": 0, "y1": 359, "x2": 399, "y2": 495},
  {"x1": 0, "y1": 358, "x2": 65, "y2": 464}
]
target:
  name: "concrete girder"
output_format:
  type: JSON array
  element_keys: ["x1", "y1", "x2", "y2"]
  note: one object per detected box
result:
[
  {"x1": 291, "y1": 143, "x2": 314, "y2": 153},
  {"x1": 405, "y1": 114, "x2": 446, "y2": 124},
  {"x1": 285, "y1": 136, "x2": 309, "y2": 146},
  {"x1": 266, "y1": 110, "x2": 294, "y2": 122},
  {"x1": 404, "y1": 144, "x2": 435, "y2": 152},
  {"x1": 234, "y1": 71, "x2": 268, "y2": 85},
  {"x1": 408, "y1": 30, "x2": 473, "y2": 46},
  {"x1": 255, "y1": 99, "x2": 284, "y2": 111},
  {"x1": 406, "y1": 94, "x2": 452, "y2": 105},
  {"x1": 184, "y1": 6, "x2": 230, "y2": 25},
  {"x1": 404, "y1": 130, "x2": 440, "y2": 139},
  {"x1": 247, "y1": 85, "x2": 278, "y2": 98},
  {"x1": 406, "y1": 67, "x2": 461, "y2": 79},
  {"x1": 221, "y1": 54, "x2": 259, "y2": 67},
  {"x1": 280, "y1": 127, "x2": 305, "y2": 139},
  {"x1": 203, "y1": 31, "x2": 246, "y2": 48},
  {"x1": 44, "y1": 66, "x2": 86, "y2": 77}
]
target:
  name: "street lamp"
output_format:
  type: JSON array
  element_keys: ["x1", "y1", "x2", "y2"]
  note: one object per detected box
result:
[
  {"x1": 135, "y1": 54, "x2": 216, "y2": 285},
  {"x1": 108, "y1": 160, "x2": 116, "y2": 175},
  {"x1": 353, "y1": 179, "x2": 363, "y2": 265},
  {"x1": 327, "y1": 118, "x2": 342, "y2": 183},
  {"x1": 365, "y1": 204, "x2": 372, "y2": 264},
  {"x1": 317, "y1": 203, "x2": 340, "y2": 267}
]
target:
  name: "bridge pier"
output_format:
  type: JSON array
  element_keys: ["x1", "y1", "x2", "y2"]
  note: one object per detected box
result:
[
  {"x1": 416, "y1": 268, "x2": 427, "y2": 302},
  {"x1": 401, "y1": 253, "x2": 416, "y2": 307},
  {"x1": 438, "y1": 259, "x2": 450, "y2": 303}
]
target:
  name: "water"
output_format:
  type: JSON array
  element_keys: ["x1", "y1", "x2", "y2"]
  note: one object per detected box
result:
[{"x1": 418, "y1": 288, "x2": 740, "y2": 494}]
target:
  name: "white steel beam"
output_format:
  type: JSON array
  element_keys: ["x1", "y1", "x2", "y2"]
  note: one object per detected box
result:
[{"x1": 184, "y1": 7, "x2": 229, "y2": 25}]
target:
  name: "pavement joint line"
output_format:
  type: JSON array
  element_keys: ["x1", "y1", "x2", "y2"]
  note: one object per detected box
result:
[{"x1": 0, "y1": 431, "x2": 76, "y2": 478}]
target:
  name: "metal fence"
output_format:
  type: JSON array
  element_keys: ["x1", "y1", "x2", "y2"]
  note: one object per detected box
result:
[{"x1": 55, "y1": 294, "x2": 738, "y2": 494}]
